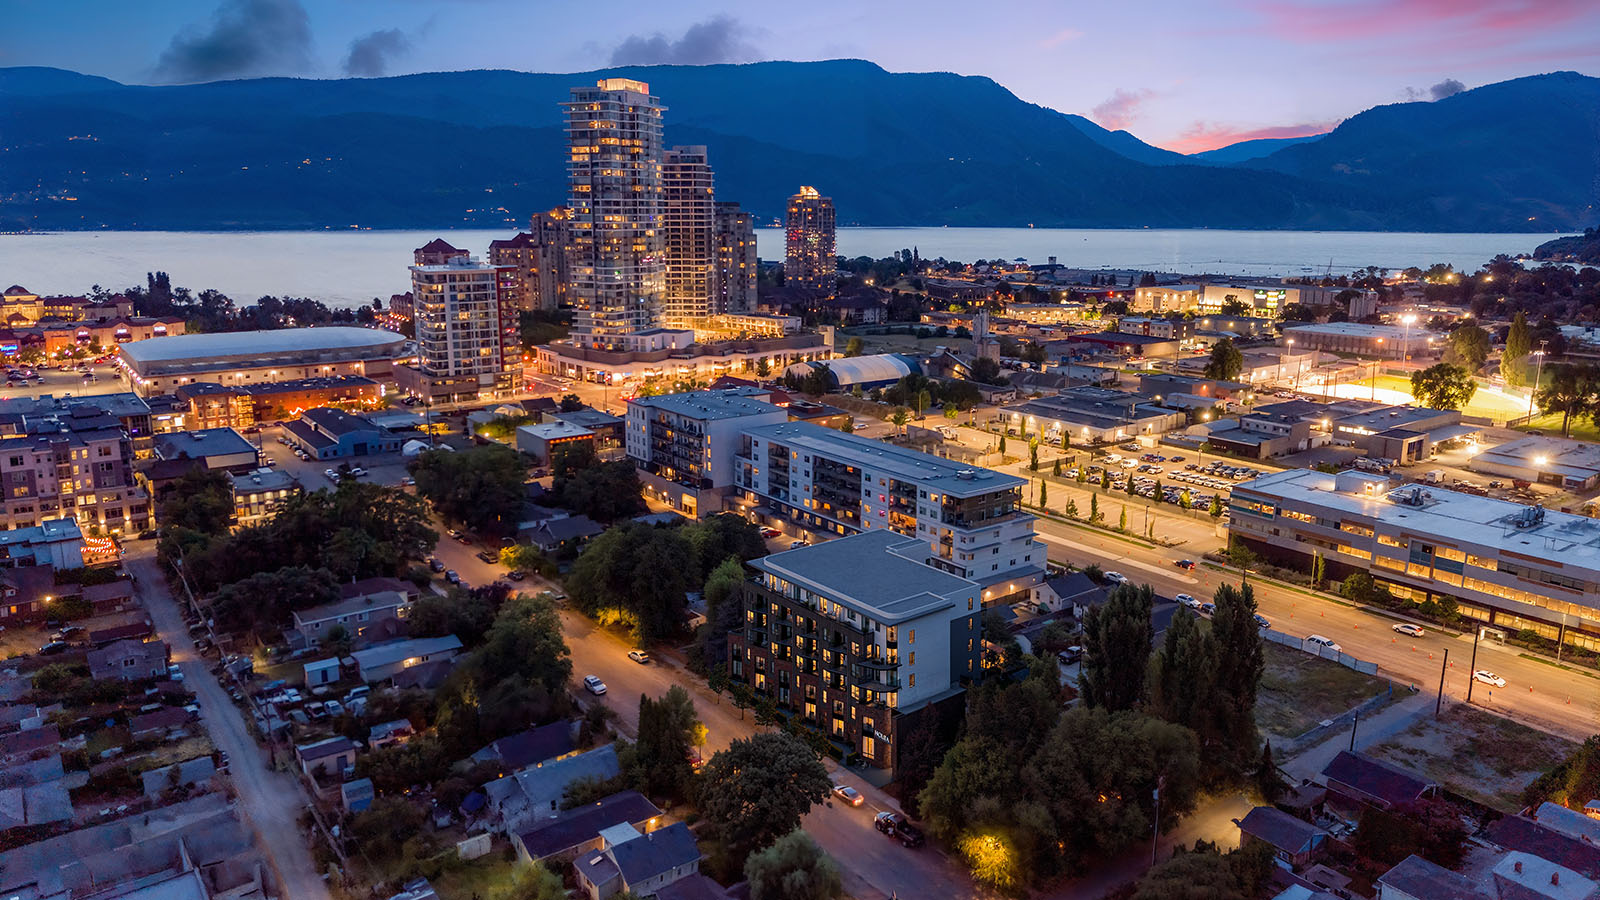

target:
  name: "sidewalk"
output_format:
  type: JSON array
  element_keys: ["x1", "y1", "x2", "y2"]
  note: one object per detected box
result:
[{"x1": 1282, "y1": 690, "x2": 1434, "y2": 782}]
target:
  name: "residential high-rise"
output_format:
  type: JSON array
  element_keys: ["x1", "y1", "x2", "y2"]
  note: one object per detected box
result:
[
  {"x1": 563, "y1": 78, "x2": 666, "y2": 349},
  {"x1": 714, "y1": 201, "x2": 758, "y2": 314},
  {"x1": 662, "y1": 146, "x2": 716, "y2": 327},
  {"x1": 488, "y1": 208, "x2": 572, "y2": 313},
  {"x1": 784, "y1": 186, "x2": 837, "y2": 297},
  {"x1": 406, "y1": 241, "x2": 515, "y2": 401}
]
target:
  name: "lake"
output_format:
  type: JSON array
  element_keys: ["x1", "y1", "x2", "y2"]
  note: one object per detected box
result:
[{"x1": 0, "y1": 228, "x2": 1560, "y2": 310}]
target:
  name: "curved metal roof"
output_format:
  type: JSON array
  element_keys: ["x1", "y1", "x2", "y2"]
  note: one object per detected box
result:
[
  {"x1": 810, "y1": 353, "x2": 919, "y2": 386},
  {"x1": 119, "y1": 326, "x2": 406, "y2": 364}
]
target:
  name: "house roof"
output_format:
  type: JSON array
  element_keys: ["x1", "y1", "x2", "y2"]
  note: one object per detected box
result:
[
  {"x1": 0, "y1": 725, "x2": 59, "y2": 758},
  {"x1": 515, "y1": 790, "x2": 660, "y2": 860},
  {"x1": 297, "y1": 736, "x2": 359, "y2": 762},
  {"x1": 338, "y1": 576, "x2": 418, "y2": 600},
  {"x1": 140, "y1": 757, "x2": 216, "y2": 797},
  {"x1": 1040, "y1": 571, "x2": 1104, "y2": 605},
  {"x1": 1532, "y1": 802, "x2": 1600, "y2": 845},
  {"x1": 1238, "y1": 806, "x2": 1327, "y2": 854},
  {"x1": 351, "y1": 635, "x2": 463, "y2": 671},
  {"x1": 88, "y1": 622, "x2": 154, "y2": 644},
  {"x1": 611, "y1": 821, "x2": 701, "y2": 885},
  {"x1": 130, "y1": 707, "x2": 191, "y2": 735},
  {"x1": 302, "y1": 407, "x2": 378, "y2": 437},
  {"x1": 82, "y1": 579, "x2": 134, "y2": 603},
  {"x1": 1376, "y1": 854, "x2": 1488, "y2": 900},
  {"x1": 1321, "y1": 750, "x2": 1434, "y2": 808},
  {"x1": 488, "y1": 744, "x2": 622, "y2": 825},
  {"x1": 294, "y1": 590, "x2": 410, "y2": 627},
  {"x1": 488, "y1": 722, "x2": 575, "y2": 770},
  {"x1": 655, "y1": 874, "x2": 735, "y2": 900},
  {"x1": 1488, "y1": 815, "x2": 1600, "y2": 880}
]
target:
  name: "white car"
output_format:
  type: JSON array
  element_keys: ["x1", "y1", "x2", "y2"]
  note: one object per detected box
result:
[
  {"x1": 583, "y1": 675, "x2": 607, "y2": 695},
  {"x1": 1473, "y1": 670, "x2": 1506, "y2": 688},
  {"x1": 832, "y1": 784, "x2": 864, "y2": 807},
  {"x1": 1392, "y1": 623, "x2": 1425, "y2": 637},
  {"x1": 1305, "y1": 634, "x2": 1342, "y2": 652},
  {"x1": 627, "y1": 650, "x2": 651, "y2": 665},
  {"x1": 1103, "y1": 571, "x2": 1129, "y2": 586},
  {"x1": 1176, "y1": 593, "x2": 1199, "y2": 609}
]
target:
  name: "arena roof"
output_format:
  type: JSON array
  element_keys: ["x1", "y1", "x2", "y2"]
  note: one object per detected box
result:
[{"x1": 118, "y1": 327, "x2": 406, "y2": 365}]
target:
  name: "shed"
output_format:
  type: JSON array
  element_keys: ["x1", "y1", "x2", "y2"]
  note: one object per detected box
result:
[{"x1": 304, "y1": 658, "x2": 340, "y2": 686}]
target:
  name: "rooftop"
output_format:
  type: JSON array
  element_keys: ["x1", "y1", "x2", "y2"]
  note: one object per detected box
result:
[
  {"x1": 610, "y1": 821, "x2": 701, "y2": 884},
  {"x1": 292, "y1": 590, "x2": 410, "y2": 626},
  {"x1": 1320, "y1": 749, "x2": 1435, "y2": 808},
  {"x1": 1377, "y1": 855, "x2": 1486, "y2": 900},
  {"x1": 518, "y1": 790, "x2": 660, "y2": 860},
  {"x1": 1478, "y1": 436, "x2": 1600, "y2": 478},
  {"x1": 1237, "y1": 806, "x2": 1327, "y2": 854},
  {"x1": 518, "y1": 421, "x2": 594, "y2": 441},
  {"x1": 302, "y1": 407, "x2": 379, "y2": 437},
  {"x1": 152, "y1": 427, "x2": 256, "y2": 461},
  {"x1": 351, "y1": 635, "x2": 463, "y2": 671},
  {"x1": 744, "y1": 420, "x2": 1026, "y2": 496},
  {"x1": 752, "y1": 530, "x2": 977, "y2": 624},
  {"x1": 229, "y1": 467, "x2": 298, "y2": 493},
  {"x1": 1239, "y1": 468, "x2": 1600, "y2": 573},
  {"x1": 1331, "y1": 404, "x2": 1456, "y2": 433},
  {"x1": 628, "y1": 387, "x2": 781, "y2": 421},
  {"x1": 1285, "y1": 321, "x2": 1414, "y2": 339},
  {"x1": 119, "y1": 326, "x2": 406, "y2": 364}
]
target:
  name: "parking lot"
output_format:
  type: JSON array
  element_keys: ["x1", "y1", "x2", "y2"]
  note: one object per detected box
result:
[{"x1": 1073, "y1": 445, "x2": 1266, "y2": 511}]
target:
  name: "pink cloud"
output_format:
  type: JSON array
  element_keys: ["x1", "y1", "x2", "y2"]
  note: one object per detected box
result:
[
  {"x1": 1091, "y1": 88, "x2": 1157, "y2": 131},
  {"x1": 1039, "y1": 28, "x2": 1084, "y2": 49},
  {"x1": 1162, "y1": 120, "x2": 1341, "y2": 155},
  {"x1": 1250, "y1": 0, "x2": 1598, "y2": 48}
]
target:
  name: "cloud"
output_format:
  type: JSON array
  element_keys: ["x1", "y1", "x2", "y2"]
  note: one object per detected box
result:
[
  {"x1": 343, "y1": 29, "x2": 410, "y2": 77},
  {"x1": 1039, "y1": 28, "x2": 1084, "y2": 49},
  {"x1": 610, "y1": 16, "x2": 762, "y2": 66},
  {"x1": 1249, "y1": 0, "x2": 1597, "y2": 49},
  {"x1": 1091, "y1": 88, "x2": 1157, "y2": 131},
  {"x1": 1428, "y1": 78, "x2": 1465, "y2": 100},
  {"x1": 153, "y1": 0, "x2": 313, "y2": 83},
  {"x1": 1164, "y1": 120, "x2": 1341, "y2": 155}
]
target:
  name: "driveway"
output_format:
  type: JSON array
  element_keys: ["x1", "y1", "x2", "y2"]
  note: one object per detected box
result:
[{"x1": 125, "y1": 545, "x2": 331, "y2": 900}]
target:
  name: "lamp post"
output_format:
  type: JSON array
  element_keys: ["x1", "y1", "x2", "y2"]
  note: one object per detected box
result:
[
  {"x1": 1527, "y1": 340, "x2": 1549, "y2": 420},
  {"x1": 1400, "y1": 313, "x2": 1417, "y2": 367},
  {"x1": 1371, "y1": 339, "x2": 1383, "y2": 401}
]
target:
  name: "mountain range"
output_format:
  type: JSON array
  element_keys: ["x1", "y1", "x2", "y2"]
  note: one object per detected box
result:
[{"x1": 1, "y1": 61, "x2": 1596, "y2": 233}]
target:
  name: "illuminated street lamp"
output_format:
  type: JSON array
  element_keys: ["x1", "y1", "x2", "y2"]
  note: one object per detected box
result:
[
  {"x1": 1400, "y1": 313, "x2": 1417, "y2": 366},
  {"x1": 1527, "y1": 340, "x2": 1549, "y2": 420}
]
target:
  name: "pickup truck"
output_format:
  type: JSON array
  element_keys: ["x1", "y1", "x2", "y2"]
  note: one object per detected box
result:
[{"x1": 874, "y1": 811, "x2": 926, "y2": 848}]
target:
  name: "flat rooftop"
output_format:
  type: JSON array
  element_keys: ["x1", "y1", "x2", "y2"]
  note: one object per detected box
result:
[
  {"x1": 1284, "y1": 322, "x2": 1411, "y2": 339},
  {"x1": 119, "y1": 326, "x2": 406, "y2": 365},
  {"x1": 152, "y1": 427, "x2": 255, "y2": 460},
  {"x1": 1333, "y1": 405, "x2": 1454, "y2": 432},
  {"x1": 628, "y1": 387, "x2": 780, "y2": 421},
  {"x1": 744, "y1": 421, "x2": 1025, "y2": 495},
  {"x1": 752, "y1": 530, "x2": 976, "y2": 624},
  {"x1": 1238, "y1": 468, "x2": 1600, "y2": 571},
  {"x1": 1476, "y1": 435, "x2": 1600, "y2": 476}
]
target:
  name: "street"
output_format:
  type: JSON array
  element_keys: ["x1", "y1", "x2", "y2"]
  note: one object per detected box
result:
[{"x1": 125, "y1": 545, "x2": 333, "y2": 900}]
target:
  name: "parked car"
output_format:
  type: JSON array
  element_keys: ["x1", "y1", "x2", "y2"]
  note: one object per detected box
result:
[
  {"x1": 760, "y1": 528, "x2": 781, "y2": 539},
  {"x1": 789, "y1": 540, "x2": 809, "y2": 549},
  {"x1": 1174, "y1": 559, "x2": 1195, "y2": 570},
  {"x1": 832, "y1": 784, "x2": 864, "y2": 807},
  {"x1": 38, "y1": 640, "x2": 70, "y2": 656},
  {"x1": 445, "y1": 570, "x2": 460, "y2": 584},
  {"x1": 1176, "y1": 594, "x2": 1199, "y2": 610},
  {"x1": 1199, "y1": 602, "x2": 1216, "y2": 616},
  {"x1": 1392, "y1": 623, "x2": 1425, "y2": 637},
  {"x1": 1472, "y1": 670, "x2": 1506, "y2": 688},
  {"x1": 507, "y1": 570, "x2": 527, "y2": 581},
  {"x1": 1305, "y1": 634, "x2": 1342, "y2": 652},
  {"x1": 874, "y1": 811, "x2": 926, "y2": 848},
  {"x1": 1102, "y1": 571, "x2": 1129, "y2": 586},
  {"x1": 627, "y1": 650, "x2": 651, "y2": 665},
  {"x1": 583, "y1": 675, "x2": 607, "y2": 695},
  {"x1": 476, "y1": 550, "x2": 499, "y2": 564},
  {"x1": 1056, "y1": 646, "x2": 1084, "y2": 664},
  {"x1": 428, "y1": 558, "x2": 445, "y2": 572},
  {"x1": 167, "y1": 664, "x2": 185, "y2": 682}
]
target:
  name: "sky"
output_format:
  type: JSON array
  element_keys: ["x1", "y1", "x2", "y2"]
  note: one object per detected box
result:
[{"x1": 3, "y1": 0, "x2": 1598, "y2": 153}]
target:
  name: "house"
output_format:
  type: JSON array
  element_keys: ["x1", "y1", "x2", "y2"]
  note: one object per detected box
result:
[
  {"x1": 472, "y1": 722, "x2": 577, "y2": 771},
  {"x1": 0, "y1": 782, "x2": 72, "y2": 829},
  {"x1": 338, "y1": 576, "x2": 420, "y2": 602},
  {"x1": 82, "y1": 579, "x2": 135, "y2": 616},
  {"x1": 1031, "y1": 571, "x2": 1107, "y2": 614},
  {"x1": 140, "y1": 757, "x2": 216, "y2": 798},
  {"x1": 295, "y1": 737, "x2": 359, "y2": 780},
  {"x1": 88, "y1": 620, "x2": 154, "y2": 646},
  {"x1": 129, "y1": 707, "x2": 193, "y2": 741},
  {"x1": 575, "y1": 820, "x2": 702, "y2": 900},
  {"x1": 368, "y1": 719, "x2": 416, "y2": 749},
  {"x1": 1492, "y1": 852, "x2": 1597, "y2": 900},
  {"x1": 1375, "y1": 854, "x2": 1487, "y2": 900},
  {"x1": 388, "y1": 877, "x2": 441, "y2": 900},
  {"x1": 1236, "y1": 806, "x2": 1329, "y2": 868},
  {"x1": 291, "y1": 590, "x2": 412, "y2": 647},
  {"x1": 524, "y1": 514, "x2": 605, "y2": 554},
  {"x1": 1321, "y1": 750, "x2": 1437, "y2": 816},
  {"x1": 514, "y1": 790, "x2": 661, "y2": 864},
  {"x1": 87, "y1": 639, "x2": 169, "y2": 681},
  {"x1": 0, "y1": 566, "x2": 59, "y2": 625},
  {"x1": 0, "y1": 726, "x2": 59, "y2": 761},
  {"x1": 655, "y1": 875, "x2": 739, "y2": 900},
  {"x1": 486, "y1": 744, "x2": 622, "y2": 834},
  {"x1": 1487, "y1": 815, "x2": 1600, "y2": 880},
  {"x1": 350, "y1": 635, "x2": 463, "y2": 683},
  {"x1": 1532, "y1": 802, "x2": 1600, "y2": 846}
]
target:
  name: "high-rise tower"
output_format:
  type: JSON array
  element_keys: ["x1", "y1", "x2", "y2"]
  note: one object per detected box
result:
[
  {"x1": 563, "y1": 78, "x2": 666, "y2": 349},
  {"x1": 784, "y1": 186, "x2": 836, "y2": 297},
  {"x1": 714, "y1": 201, "x2": 758, "y2": 314},
  {"x1": 662, "y1": 146, "x2": 716, "y2": 327}
]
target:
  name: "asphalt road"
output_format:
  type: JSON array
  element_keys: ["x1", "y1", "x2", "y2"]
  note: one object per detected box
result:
[{"x1": 125, "y1": 545, "x2": 332, "y2": 900}]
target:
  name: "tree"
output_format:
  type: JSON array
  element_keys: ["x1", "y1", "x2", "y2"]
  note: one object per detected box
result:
[
  {"x1": 1311, "y1": 551, "x2": 1325, "y2": 588},
  {"x1": 1207, "y1": 583, "x2": 1265, "y2": 775},
  {"x1": 701, "y1": 556, "x2": 749, "y2": 668},
  {"x1": 490, "y1": 862, "x2": 569, "y2": 900},
  {"x1": 969, "y1": 356, "x2": 1007, "y2": 385},
  {"x1": 1133, "y1": 841, "x2": 1275, "y2": 900},
  {"x1": 157, "y1": 468, "x2": 234, "y2": 536},
  {"x1": 1118, "y1": 505, "x2": 1127, "y2": 531},
  {"x1": 500, "y1": 543, "x2": 554, "y2": 576},
  {"x1": 699, "y1": 732, "x2": 831, "y2": 861},
  {"x1": 550, "y1": 458, "x2": 646, "y2": 523},
  {"x1": 998, "y1": 433, "x2": 1007, "y2": 455},
  {"x1": 745, "y1": 830, "x2": 843, "y2": 900},
  {"x1": 1504, "y1": 311, "x2": 1532, "y2": 386},
  {"x1": 1203, "y1": 339, "x2": 1243, "y2": 381},
  {"x1": 843, "y1": 336, "x2": 864, "y2": 357},
  {"x1": 1052, "y1": 457, "x2": 1061, "y2": 477},
  {"x1": 1209, "y1": 495, "x2": 1224, "y2": 519},
  {"x1": 1029, "y1": 439, "x2": 1039, "y2": 471},
  {"x1": 889, "y1": 407, "x2": 910, "y2": 435},
  {"x1": 212, "y1": 565, "x2": 340, "y2": 642},
  {"x1": 1079, "y1": 583, "x2": 1154, "y2": 711},
  {"x1": 1444, "y1": 323, "x2": 1491, "y2": 371},
  {"x1": 410, "y1": 444, "x2": 528, "y2": 537},
  {"x1": 632, "y1": 686, "x2": 701, "y2": 803},
  {"x1": 1038, "y1": 479, "x2": 1048, "y2": 509},
  {"x1": 1226, "y1": 538, "x2": 1257, "y2": 582},
  {"x1": 567, "y1": 523, "x2": 693, "y2": 642},
  {"x1": 559, "y1": 394, "x2": 585, "y2": 413},
  {"x1": 1410, "y1": 363, "x2": 1477, "y2": 411},
  {"x1": 1536, "y1": 363, "x2": 1597, "y2": 436},
  {"x1": 1064, "y1": 497, "x2": 1079, "y2": 518}
]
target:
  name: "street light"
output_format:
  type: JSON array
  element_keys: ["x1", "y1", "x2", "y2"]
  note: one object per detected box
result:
[
  {"x1": 1527, "y1": 340, "x2": 1549, "y2": 420},
  {"x1": 1400, "y1": 313, "x2": 1417, "y2": 366}
]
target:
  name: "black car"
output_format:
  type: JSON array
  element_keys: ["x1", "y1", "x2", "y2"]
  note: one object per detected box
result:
[
  {"x1": 38, "y1": 641, "x2": 70, "y2": 656},
  {"x1": 507, "y1": 570, "x2": 527, "y2": 581},
  {"x1": 428, "y1": 558, "x2": 445, "y2": 572},
  {"x1": 873, "y1": 811, "x2": 925, "y2": 848}
]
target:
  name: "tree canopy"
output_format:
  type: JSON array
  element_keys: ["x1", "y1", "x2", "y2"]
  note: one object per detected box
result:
[
  {"x1": 698, "y1": 732, "x2": 831, "y2": 862},
  {"x1": 157, "y1": 468, "x2": 234, "y2": 536},
  {"x1": 1203, "y1": 339, "x2": 1243, "y2": 381},
  {"x1": 1444, "y1": 323, "x2": 1491, "y2": 371},
  {"x1": 745, "y1": 830, "x2": 843, "y2": 900},
  {"x1": 549, "y1": 458, "x2": 646, "y2": 523},
  {"x1": 567, "y1": 522, "x2": 694, "y2": 642},
  {"x1": 211, "y1": 565, "x2": 340, "y2": 643},
  {"x1": 1410, "y1": 363, "x2": 1477, "y2": 411},
  {"x1": 1079, "y1": 583, "x2": 1155, "y2": 711},
  {"x1": 410, "y1": 444, "x2": 528, "y2": 537}
]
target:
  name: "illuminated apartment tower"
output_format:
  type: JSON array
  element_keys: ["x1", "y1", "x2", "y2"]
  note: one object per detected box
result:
[
  {"x1": 662, "y1": 146, "x2": 716, "y2": 327},
  {"x1": 488, "y1": 208, "x2": 572, "y2": 312},
  {"x1": 563, "y1": 78, "x2": 666, "y2": 349},
  {"x1": 408, "y1": 239, "x2": 514, "y2": 400},
  {"x1": 784, "y1": 186, "x2": 836, "y2": 297},
  {"x1": 714, "y1": 201, "x2": 758, "y2": 314}
]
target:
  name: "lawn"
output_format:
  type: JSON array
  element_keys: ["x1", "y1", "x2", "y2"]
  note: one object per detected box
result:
[
  {"x1": 1367, "y1": 703, "x2": 1576, "y2": 812},
  {"x1": 1256, "y1": 643, "x2": 1393, "y2": 741},
  {"x1": 429, "y1": 853, "x2": 519, "y2": 900},
  {"x1": 1517, "y1": 412, "x2": 1600, "y2": 443}
]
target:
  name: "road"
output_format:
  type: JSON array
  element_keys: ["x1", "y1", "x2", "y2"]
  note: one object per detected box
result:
[{"x1": 125, "y1": 545, "x2": 332, "y2": 900}]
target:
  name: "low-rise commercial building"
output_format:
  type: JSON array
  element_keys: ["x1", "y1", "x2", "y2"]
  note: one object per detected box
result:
[
  {"x1": 1131, "y1": 284, "x2": 1202, "y2": 313},
  {"x1": 729, "y1": 531, "x2": 981, "y2": 772},
  {"x1": 175, "y1": 375, "x2": 384, "y2": 431},
  {"x1": 1469, "y1": 435, "x2": 1600, "y2": 491},
  {"x1": 1327, "y1": 405, "x2": 1474, "y2": 464},
  {"x1": 1204, "y1": 410, "x2": 1320, "y2": 459},
  {"x1": 1283, "y1": 322, "x2": 1435, "y2": 360},
  {"x1": 283, "y1": 408, "x2": 410, "y2": 460},
  {"x1": 516, "y1": 421, "x2": 594, "y2": 466},
  {"x1": 39, "y1": 316, "x2": 186, "y2": 356},
  {"x1": 151, "y1": 427, "x2": 259, "y2": 472},
  {"x1": 117, "y1": 327, "x2": 407, "y2": 398},
  {"x1": 532, "y1": 333, "x2": 829, "y2": 387},
  {"x1": 1231, "y1": 468, "x2": 1600, "y2": 652},
  {"x1": 228, "y1": 467, "x2": 300, "y2": 529},
  {"x1": 1000, "y1": 386, "x2": 1185, "y2": 445}
]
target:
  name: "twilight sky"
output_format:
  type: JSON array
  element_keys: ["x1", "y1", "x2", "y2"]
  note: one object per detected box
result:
[{"x1": 4, "y1": 0, "x2": 1597, "y2": 153}]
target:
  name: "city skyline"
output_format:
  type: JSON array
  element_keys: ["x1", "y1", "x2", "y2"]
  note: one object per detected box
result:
[{"x1": 4, "y1": 0, "x2": 1597, "y2": 153}]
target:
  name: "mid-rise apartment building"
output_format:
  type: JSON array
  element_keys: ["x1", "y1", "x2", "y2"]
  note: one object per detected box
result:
[
  {"x1": 564, "y1": 79, "x2": 667, "y2": 349},
  {"x1": 729, "y1": 530, "x2": 981, "y2": 771},
  {"x1": 488, "y1": 209, "x2": 573, "y2": 313},
  {"x1": 784, "y1": 186, "x2": 836, "y2": 297},
  {"x1": 625, "y1": 388, "x2": 790, "y2": 517},
  {"x1": 405, "y1": 249, "x2": 516, "y2": 401},
  {"x1": 662, "y1": 146, "x2": 716, "y2": 328},
  {"x1": 1232, "y1": 468, "x2": 1600, "y2": 652},
  {"x1": 0, "y1": 406, "x2": 149, "y2": 534},
  {"x1": 733, "y1": 422, "x2": 1043, "y2": 602},
  {"x1": 714, "y1": 201, "x2": 758, "y2": 314}
]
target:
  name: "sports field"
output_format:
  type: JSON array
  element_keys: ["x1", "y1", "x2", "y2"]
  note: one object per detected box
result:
[{"x1": 1324, "y1": 374, "x2": 1526, "y2": 421}]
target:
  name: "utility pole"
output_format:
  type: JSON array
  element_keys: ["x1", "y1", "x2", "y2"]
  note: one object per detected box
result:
[
  {"x1": 1151, "y1": 775, "x2": 1165, "y2": 865},
  {"x1": 1465, "y1": 626, "x2": 1482, "y2": 703},
  {"x1": 1435, "y1": 648, "x2": 1449, "y2": 716},
  {"x1": 1349, "y1": 708, "x2": 1360, "y2": 750}
]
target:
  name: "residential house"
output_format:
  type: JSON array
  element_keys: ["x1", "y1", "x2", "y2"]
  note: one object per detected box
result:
[
  {"x1": 129, "y1": 707, "x2": 193, "y2": 742},
  {"x1": 654, "y1": 875, "x2": 739, "y2": 900},
  {"x1": 342, "y1": 778, "x2": 375, "y2": 813},
  {"x1": 1321, "y1": 750, "x2": 1438, "y2": 817},
  {"x1": 1236, "y1": 806, "x2": 1329, "y2": 868},
  {"x1": 514, "y1": 789, "x2": 661, "y2": 863},
  {"x1": 350, "y1": 635, "x2": 463, "y2": 683},
  {"x1": 1532, "y1": 803, "x2": 1600, "y2": 846},
  {"x1": 295, "y1": 737, "x2": 358, "y2": 780},
  {"x1": 1487, "y1": 815, "x2": 1600, "y2": 881},
  {"x1": 304, "y1": 658, "x2": 339, "y2": 686},
  {"x1": 369, "y1": 719, "x2": 416, "y2": 749},
  {"x1": 140, "y1": 757, "x2": 216, "y2": 798},
  {"x1": 1375, "y1": 854, "x2": 1487, "y2": 900},
  {"x1": 88, "y1": 620, "x2": 153, "y2": 646},
  {"x1": 472, "y1": 722, "x2": 577, "y2": 771},
  {"x1": 82, "y1": 579, "x2": 135, "y2": 617},
  {"x1": 575, "y1": 820, "x2": 702, "y2": 900},
  {"x1": 290, "y1": 590, "x2": 412, "y2": 647},
  {"x1": 0, "y1": 566, "x2": 59, "y2": 625},
  {"x1": 1031, "y1": 571, "x2": 1107, "y2": 615},
  {"x1": 88, "y1": 639, "x2": 169, "y2": 681},
  {"x1": 486, "y1": 743, "x2": 622, "y2": 835},
  {"x1": 1492, "y1": 852, "x2": 1597, "y2": 900},
  {"x1": 524, "y1": 514, "x2": 605, "y2": 554}
]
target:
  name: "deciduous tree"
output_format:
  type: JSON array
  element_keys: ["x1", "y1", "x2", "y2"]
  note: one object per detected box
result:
[
  {"x1": 745, "y1": 830, "x2": 843, "y2": 900},
  {"x1": 699, "y1": 732, "x2": 831, "y2": 861},
  {"x1": 1079, "y1": 583, "x2": 1154, "y2": 711},
  {"x1": 1410, "y1": 363, "x2": 1477, "y2": 411}
]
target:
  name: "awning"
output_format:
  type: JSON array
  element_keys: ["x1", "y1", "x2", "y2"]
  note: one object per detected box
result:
[{"x1": 1425, "y1": 423, "x2": 1482, "y2": 443}]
